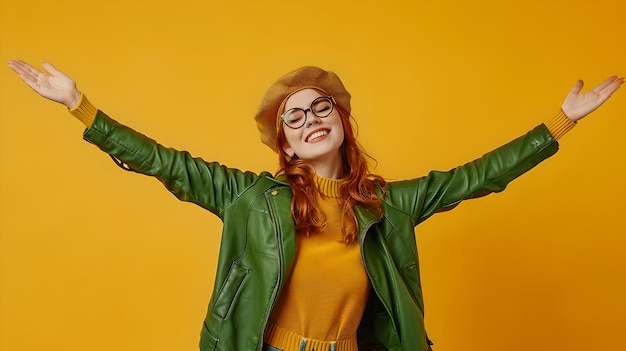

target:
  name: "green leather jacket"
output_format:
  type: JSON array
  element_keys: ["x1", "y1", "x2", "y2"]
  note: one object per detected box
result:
[{"x1": 83, "y1": 111, "x2": 559, "y2": 351}]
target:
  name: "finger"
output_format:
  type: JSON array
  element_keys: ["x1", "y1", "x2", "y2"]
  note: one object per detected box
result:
[
  {"x1": 42, "y1": 62, "x2": 60, "y2": 76},
  {"x1": 568, "y1": 79, "x2": 584, "y2": 96},
  {"x1": 11, "y1": 60, "x2": 43, "y2": 80},
  {"x1": 8, "y1": 60, "x2": 45, "y2": 89},
  {"x1": 19, "y1": 68, "x2": 43, "y2": 86},
  {"x1": 595, "y1": 77, "x2": 624, "y2": 100},
  {"x1": 8, "y1": 61, "x2": 36, "y2": 82},
  {"x1": 8, "y1": 59, "x2": 31, "y2": 74},
  {"x1": 592, "y1": 75, "x2": 619, "y2": 93},
  {"x1": 8, "y1": 60, "x2": 20, "y2": 74},
  {"x1": 13, "y1": 59, "x2": 38, "y2": 74}
]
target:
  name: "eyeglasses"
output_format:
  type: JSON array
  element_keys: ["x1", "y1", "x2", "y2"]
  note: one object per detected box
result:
[{"x1": 280, "y1": 96, "x2": 335, "y2": 129}]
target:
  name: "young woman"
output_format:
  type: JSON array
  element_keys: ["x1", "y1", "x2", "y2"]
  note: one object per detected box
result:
[{"x1": 8, "y1": 60, "x2": 623, "y2": 351}]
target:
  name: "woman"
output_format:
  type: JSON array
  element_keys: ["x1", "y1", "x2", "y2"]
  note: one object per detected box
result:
[{"x1": 8, "y1": 60, "x2": 623, "y2": 351}]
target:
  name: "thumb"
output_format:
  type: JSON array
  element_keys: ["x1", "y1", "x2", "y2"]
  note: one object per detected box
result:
[
  {"x1": 568, "y1": 79, "x2": 584, "y2": 96},
  {"x1": 42, "y1": 62, "x2": 61, "y2": 76}
]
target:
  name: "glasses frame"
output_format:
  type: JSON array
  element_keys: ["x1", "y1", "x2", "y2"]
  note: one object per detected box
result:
[{"x1": 280, "y1": 95, "x2": 335, "y2": 129}]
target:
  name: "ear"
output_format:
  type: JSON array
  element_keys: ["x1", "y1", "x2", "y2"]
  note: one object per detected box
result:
[{"x1": 282, "y1": 144, "x2": 295, "y2": 157}]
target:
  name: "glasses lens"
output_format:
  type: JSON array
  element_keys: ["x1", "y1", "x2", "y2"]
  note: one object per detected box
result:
[
  {"x1": 311, "y1": 97, "x2": 333, "y2": 117},
  {"x1": 283, "y1": 109, "x2": 305, "y2": 128},
  {"x1": 281, "y1": 97, "x2": 334, "y2": 129}
]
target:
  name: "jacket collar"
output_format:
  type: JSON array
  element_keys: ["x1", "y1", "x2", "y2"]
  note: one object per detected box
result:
[
  {"x1": 271, "y1": 174, "x2": 289, "y2": 186},
  {"x1": 354, "y1": 204, "x2": 383, "y2": 240}
]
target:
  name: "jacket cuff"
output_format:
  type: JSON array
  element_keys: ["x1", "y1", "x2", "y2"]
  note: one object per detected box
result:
[
  {"x1": 69, "y1": 93, "x2": 98, "y2": 127},
  {"x1": 545, "y1": 110, "x2": 576, "y2": 141}
]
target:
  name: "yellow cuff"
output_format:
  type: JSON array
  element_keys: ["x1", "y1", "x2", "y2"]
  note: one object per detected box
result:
[
  {"x1": 69, "y1": 93, "x2": 98, "y2": 127},
  {"x1": 546, "y1": 110, "x2": 576, "y2": 141}
]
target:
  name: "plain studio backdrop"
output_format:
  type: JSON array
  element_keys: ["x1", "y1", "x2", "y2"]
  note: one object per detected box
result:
[{"x1": 1, "y1": 0, "x2": 625, "y2": 350}]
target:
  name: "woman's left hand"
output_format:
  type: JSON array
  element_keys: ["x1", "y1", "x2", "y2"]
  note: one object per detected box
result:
[{"x1": 561, "y1": 76, "x2": 624, "y2": 122}]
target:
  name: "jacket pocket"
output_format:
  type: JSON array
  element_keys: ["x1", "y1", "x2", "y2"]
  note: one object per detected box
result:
[
  {"x1": 401, "y1": 262, "x2": 424, "y2": 312},
  {"x1": 212, "y1": 261, "x2": 250, "y2": 319},
  {"x1": 200, "y1": 321, "x2": 219, "y2": 351}
]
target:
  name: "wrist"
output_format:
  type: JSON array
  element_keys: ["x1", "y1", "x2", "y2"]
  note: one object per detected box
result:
[
  {"x1": 68, "y1": 94, "x2": 97, "y2": 127},
  {"x1": 66, "y1": 90, "x2": 82, "y2": 109},
  {"x1": 546, "y1": 110, "x2": 577, "y2": 140}
]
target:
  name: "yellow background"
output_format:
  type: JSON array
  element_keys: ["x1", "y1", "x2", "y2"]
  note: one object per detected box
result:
[{"x1": 1, "y1": 0, "x2": 625, "y2": 350}]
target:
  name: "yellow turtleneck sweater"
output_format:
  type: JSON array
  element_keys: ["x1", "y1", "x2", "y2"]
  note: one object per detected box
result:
[{"x1": 263, "y1": 176, "x2": 368, "y2": 351}]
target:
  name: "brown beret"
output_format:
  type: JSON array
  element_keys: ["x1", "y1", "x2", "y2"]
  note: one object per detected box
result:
[{"x1": 254, "y1": 66, "x2": 351, "y2": 152}]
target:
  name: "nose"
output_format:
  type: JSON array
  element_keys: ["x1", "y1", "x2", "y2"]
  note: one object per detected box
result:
[{"x1": 305, "y1": 109, "x2": 322, "y2": 127}]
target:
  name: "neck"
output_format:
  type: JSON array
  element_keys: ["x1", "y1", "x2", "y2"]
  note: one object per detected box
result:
[
  {"x1": 309, "y1": 159, "x2": 343, "y2": 179},
  {"x1": 307, "y1": 151, "x2": 344, "y2": 179}
]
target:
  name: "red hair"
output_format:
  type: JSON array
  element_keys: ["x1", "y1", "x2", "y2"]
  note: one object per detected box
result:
[{"x1": 276, "y1": 100, "x2": 387, "y2": 243}]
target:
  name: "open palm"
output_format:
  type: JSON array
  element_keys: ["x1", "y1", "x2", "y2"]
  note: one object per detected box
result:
[
  {"x1": 8, "y1": 60, "x2": 80, "y2": 108},
  {"x1": 561, "y1": 76, "x2": 624, "y2": 122}
]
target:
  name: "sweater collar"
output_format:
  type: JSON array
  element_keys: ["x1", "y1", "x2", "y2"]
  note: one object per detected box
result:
[{"x1": 314, "y1": 175, "x2": 342, "y2": 198}]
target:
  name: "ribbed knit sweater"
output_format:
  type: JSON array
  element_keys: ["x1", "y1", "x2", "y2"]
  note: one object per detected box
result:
[{"x1": 263, "y1": 176, "x2": 367, "y2": 351}]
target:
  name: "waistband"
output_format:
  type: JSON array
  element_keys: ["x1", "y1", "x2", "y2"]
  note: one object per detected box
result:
[{"x1": 263, "y1": 322, "x2": 358, "y2": 351}]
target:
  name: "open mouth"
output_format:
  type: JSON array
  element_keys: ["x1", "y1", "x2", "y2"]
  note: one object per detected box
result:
[{"x1": 306, "y1": 129, "x2": 330, "y2": 143}]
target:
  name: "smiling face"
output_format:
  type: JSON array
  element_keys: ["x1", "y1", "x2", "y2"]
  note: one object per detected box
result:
[{"x1": 280, "y1": 88, "x2": 345, "y2": 177}]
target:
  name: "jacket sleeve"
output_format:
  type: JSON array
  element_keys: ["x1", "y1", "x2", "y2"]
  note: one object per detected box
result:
[
  {"x1": 82, "y1": 110, "x2": 260, "y2": 218},
  {"x1": 384, "y1": 124, "x2": 559, "y2": 225}
]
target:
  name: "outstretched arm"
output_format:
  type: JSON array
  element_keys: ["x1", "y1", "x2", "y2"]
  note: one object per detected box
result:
[
  {"x1": 392, "y1": 76, "x2": 623, "y2": 223},
  {"x1": 8, "y1": 59, "x2": 261, "y2": 215},
  {"x1": 8, "y1": 60, "x2": 81, "y2": 109}
]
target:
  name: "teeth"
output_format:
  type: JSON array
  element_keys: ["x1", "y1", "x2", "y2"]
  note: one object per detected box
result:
[{"x1": 307, "y1": 130, "x2": 328, "y2": 142}]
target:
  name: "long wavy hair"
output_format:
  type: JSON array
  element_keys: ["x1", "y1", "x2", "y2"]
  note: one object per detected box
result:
[{"x1": 275, "y1": 93, "x2": 387, "y2": 244}]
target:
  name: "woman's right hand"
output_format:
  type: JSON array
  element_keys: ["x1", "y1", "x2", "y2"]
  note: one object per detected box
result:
[{"x1": 8, "y1": 60, "x2": 81, "y2": 109}]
